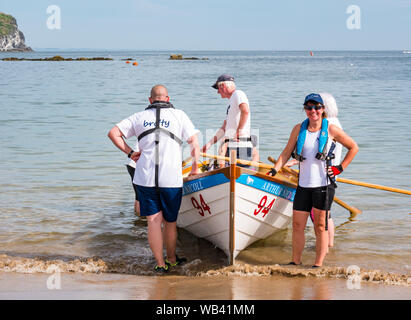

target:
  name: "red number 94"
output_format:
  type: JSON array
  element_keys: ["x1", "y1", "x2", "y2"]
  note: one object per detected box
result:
[
  {"x1": 254, "y1": 195, "x2": 275, "y2": 218},
  {"x1": 191, "y1": 194, "x2": 211, "y2": 216}
]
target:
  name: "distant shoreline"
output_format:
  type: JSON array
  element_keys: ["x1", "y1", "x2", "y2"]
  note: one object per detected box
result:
[
  {"x1": 1, "y1": 49, "x2": 407, "y2": 53},
  {"x1": 1, "y1": 55, "x2": 113, "y2": 61}
]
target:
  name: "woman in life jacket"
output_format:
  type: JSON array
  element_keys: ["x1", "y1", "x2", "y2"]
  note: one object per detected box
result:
[
  {"x1": 285, "y1": 93, "x2": 343, "y2": 250},
  {"x1": 267, "y1": 93, "x2": 359, "y2": 268}
]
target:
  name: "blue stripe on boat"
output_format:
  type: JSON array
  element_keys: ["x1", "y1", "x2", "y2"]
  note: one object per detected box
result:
[
  {"x1": 183, "y1": 173, "x2": 230, "y2": 196},
  {"x1": 236, "y1": 174, "x2": 296, "y2": 201}
]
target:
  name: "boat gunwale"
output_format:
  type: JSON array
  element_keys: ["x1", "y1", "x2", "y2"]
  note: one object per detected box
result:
[{"x1": 183, "y1": 163, "x2": 297, "y2": 190}]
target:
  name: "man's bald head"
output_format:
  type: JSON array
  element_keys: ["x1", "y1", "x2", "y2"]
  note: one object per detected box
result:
[{"x1": 150, "y1": 85, "x2": 169, "y2": 102}]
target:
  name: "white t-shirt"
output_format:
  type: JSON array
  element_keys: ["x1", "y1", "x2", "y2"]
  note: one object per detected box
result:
[
  {"x1": 298, "y1": 130, "x2": 332, "y2": 188},
  {"x1": 225, "y1": 90, "x2": 252, "y2": 148},
  {"x1": 116, "y1": 108, "x2": 199, "y2": 188}
]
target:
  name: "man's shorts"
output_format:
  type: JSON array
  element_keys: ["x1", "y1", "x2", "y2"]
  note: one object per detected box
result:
[
  {"x1": 136, "y1": 185, "x2": 183, "y2": 222},
  {"x1": 126, "y1": 165, "x2": 139, "y2": 201},
  {"x1": 293, "y1": 185, "x2": 335, "y2": 212}
]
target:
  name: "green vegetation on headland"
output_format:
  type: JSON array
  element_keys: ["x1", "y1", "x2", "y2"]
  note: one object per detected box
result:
[
  {"x1": 0, "y1": 12, "x2": 32, "y2": 51},
  {"x1": 2, "y1": 56, "x2": 113, "y2": 61},
  {"x1": 0, "y1": 12, "x2": 17, "y2": 37},
  {"x1": 169, "y1": 54, "x2": 209, "y2": 60}
]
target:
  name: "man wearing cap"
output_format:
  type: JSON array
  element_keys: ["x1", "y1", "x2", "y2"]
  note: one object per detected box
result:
[
  {"x1": 201, "y1": 74, "x2": 253, "y2": 163},
  {"x1": 108, "y1": 85, "x2": 201, "y2": 273}
]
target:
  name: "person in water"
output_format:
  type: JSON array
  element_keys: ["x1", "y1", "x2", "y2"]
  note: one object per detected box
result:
[
  {"x1": 268, "y1": 93, "x2": 358, "y2": 268},
  {"x1": 202, "y1": 74, "x2": 253, "y2": 164},
  {"x1": 285, "y1": 92, "x2": 343, "y2": 249},
  {"x1": 108, "y1": 85, "x2": 201, "y2": 273}
]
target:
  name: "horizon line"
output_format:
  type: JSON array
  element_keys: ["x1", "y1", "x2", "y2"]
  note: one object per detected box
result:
[{"x1": 22, "y1": 48, "x2": 411, "y2": 52}]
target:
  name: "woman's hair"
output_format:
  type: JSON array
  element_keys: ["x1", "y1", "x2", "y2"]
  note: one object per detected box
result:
[{"x1": 319, "y1": 92, "x2": 338, "y2": 118}]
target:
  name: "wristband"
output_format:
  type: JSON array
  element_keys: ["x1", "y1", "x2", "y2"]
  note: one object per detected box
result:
[{"x1": 127, "y1": 150, "x2": 134, "y2": 158}]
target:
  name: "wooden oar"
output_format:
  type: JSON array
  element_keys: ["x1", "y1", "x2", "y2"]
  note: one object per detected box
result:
[
  {"x1": 332, "y1": 197, "x2": 361, "y2": 219},
  {"x1": 336, "y1": 177, "x2": 411, "y2": 196},
  {"x1": 267, "y1": 156, "x2": 362, "y2": 218},
  {"x1": 200, "y1": 152, "x2": 272, "y2": 170},
  {"x1": 182, "y1": 156, "x2": 192, "y2": 167}
]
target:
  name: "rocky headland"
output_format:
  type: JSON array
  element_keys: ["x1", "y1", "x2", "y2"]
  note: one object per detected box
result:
[{"x1": 0, "y1": 12, "x2": 32, "y2": 52}]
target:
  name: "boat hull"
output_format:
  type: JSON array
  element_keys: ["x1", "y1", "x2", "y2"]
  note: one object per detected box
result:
[{"x1": 178, "y1": 165, "x2": 296, "y2": 263}]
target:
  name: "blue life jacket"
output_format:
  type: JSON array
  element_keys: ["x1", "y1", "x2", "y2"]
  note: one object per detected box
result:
[{"x1": 292, "y1": 118, "x2": 333, "y2": 162}]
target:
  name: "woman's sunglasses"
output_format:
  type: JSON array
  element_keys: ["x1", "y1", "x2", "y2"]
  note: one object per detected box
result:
[{"x1": 304, "y1": 105, "x2": 324, "y2": 111}]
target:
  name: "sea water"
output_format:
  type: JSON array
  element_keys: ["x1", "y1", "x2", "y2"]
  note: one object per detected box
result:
[{"x1": 0, "y1": 50, "x2": 410, "y2": 277}]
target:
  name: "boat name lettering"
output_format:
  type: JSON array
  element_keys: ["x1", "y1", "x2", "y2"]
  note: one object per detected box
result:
[
  {"x1": 183, "y1": 181, "x2": 204, "y2": 194},
  {"x1": 261, "y1": 182, "x2": 294, "y2": 201}
]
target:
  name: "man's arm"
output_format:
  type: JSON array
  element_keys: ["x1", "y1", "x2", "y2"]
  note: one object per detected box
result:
[
  {"x1": 108, "y1": 126, "x2": 140, "y2": 160},
  {"x1": 236, "y1": 102, "x2": 249, "y2": 139},
  {"x1": 201, "y1": 120, "x2": 226, "y2": 152}
]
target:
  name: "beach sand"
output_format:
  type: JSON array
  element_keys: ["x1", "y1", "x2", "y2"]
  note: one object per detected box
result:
[{"x1": 0, "y1": 272, "x2": 409, "y2": 300}]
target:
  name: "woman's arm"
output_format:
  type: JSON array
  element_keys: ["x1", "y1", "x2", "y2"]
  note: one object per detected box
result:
[{"x1": 329, "y1": 124, "x2": 359, "y2": 170}]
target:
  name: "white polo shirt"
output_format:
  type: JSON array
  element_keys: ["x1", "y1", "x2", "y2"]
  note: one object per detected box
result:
[
  {"x1": 116, "y1": 108, "x2": 199, "y2": 188},
  {"x1": 225, "y1": 90, "x2": 252, "y2": 148}
]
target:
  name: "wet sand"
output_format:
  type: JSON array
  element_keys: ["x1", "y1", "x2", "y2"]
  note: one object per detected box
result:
[{"x1": 0, "y1": 272, "x2": 409, "y2": 300}]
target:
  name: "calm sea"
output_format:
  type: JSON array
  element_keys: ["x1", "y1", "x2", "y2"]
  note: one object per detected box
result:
[{"x1": 0, "y1": 50, "x2": 410, "y2": 276}]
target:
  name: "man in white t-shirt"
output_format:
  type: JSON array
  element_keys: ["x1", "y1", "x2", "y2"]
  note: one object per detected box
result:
[
  {"x1": 201, "y1": 74, "x2": 253, "y2": 164},
  {"x1": 108, "y1": 85, "x2": 201, "y2": 273}
]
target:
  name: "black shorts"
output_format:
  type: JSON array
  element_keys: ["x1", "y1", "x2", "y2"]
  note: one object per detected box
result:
[
  {"x1": 126, "y1": 165, "x2": 139, "y2": 201},
  {"x1": 293, "y1": 185, "x2": 335, "y2": 212}
]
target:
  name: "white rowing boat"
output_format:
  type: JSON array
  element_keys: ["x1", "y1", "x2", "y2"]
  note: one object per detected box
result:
[{"x1": 178, "y1": 155, "x2": 296, "y2": 264}]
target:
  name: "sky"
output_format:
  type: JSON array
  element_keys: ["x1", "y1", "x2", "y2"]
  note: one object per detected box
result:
[{"x1": 1, "y1": 0, "x2": 411, "y2": 50}]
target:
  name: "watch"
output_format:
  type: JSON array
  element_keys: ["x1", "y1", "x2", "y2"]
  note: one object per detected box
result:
[{"x1": 127, "y1": 150, "x2": 134, "y2": 158}]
